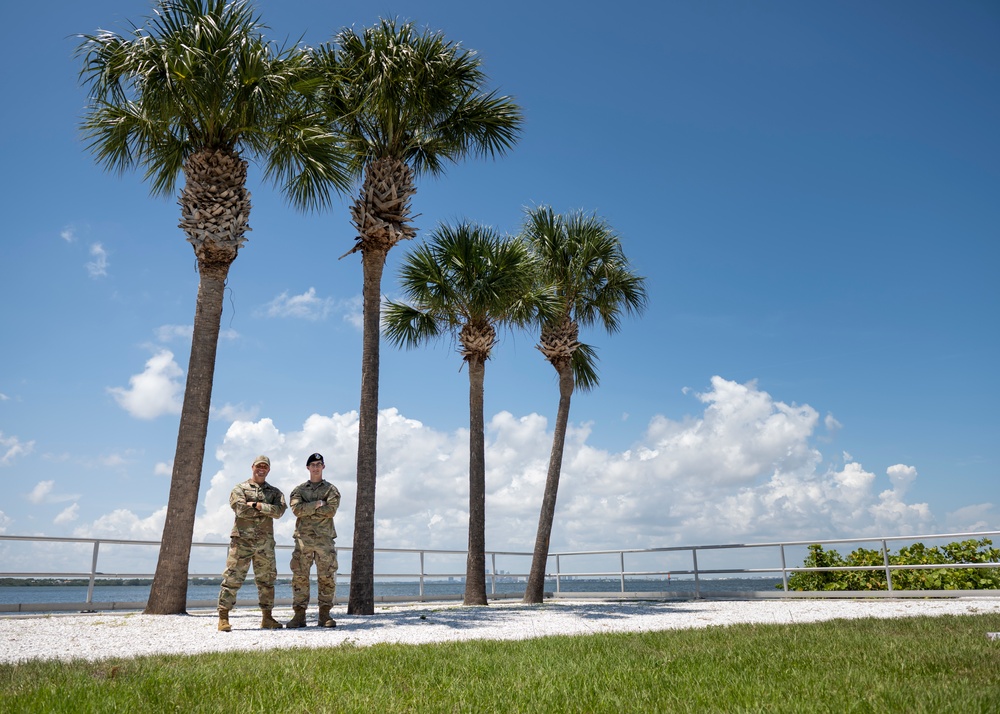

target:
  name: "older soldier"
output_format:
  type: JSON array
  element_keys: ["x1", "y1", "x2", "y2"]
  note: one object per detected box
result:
[
  {"x1": 286, "y1": 452, "x2": 341, "y2": 628},
  {"x1": 217, "y1": 454, "x2": 287, "y2": 632}
]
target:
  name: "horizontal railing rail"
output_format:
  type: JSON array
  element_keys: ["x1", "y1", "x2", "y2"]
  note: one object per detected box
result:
[{"x1": 1, "y1": 530, "x2": 998, "y2": 613}]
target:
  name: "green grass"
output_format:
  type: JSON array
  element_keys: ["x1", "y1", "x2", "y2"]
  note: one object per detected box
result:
[{"x1": 2, "y1": 614, "x2": 999, "y2": 713}]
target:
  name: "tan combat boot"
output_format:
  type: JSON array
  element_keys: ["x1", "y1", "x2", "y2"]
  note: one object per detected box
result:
[
  {"x1": 218, "y1": 609, "x2": 232, "y2": 632},
  {"x1": 260, "y1": 609, "x2": 283, "y2": 629},
  {"x1": 318, "y1": 605, "x2": 336, "y2": 628},
  {"x1": 286, "y1": 607, "x2": 307, "y2": 629}
]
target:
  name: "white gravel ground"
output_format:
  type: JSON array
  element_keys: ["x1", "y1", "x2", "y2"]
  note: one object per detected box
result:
[{"x1": 3, "y1": 598, "x2": 999, "y2": 664}]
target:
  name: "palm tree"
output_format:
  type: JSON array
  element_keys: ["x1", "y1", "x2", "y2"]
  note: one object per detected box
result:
[
  {"x1": 520, "y1": 206, "x2": 649, "y2": 604},
  {"x1": 77, "y1": 0, "x2": 350, "y2": 615},
  {"x1": 383, "y1": 222, "x2": 551, "y2": 605},
  {"x1": 309, "y1": 19, "x2": 523, "y2": 614}
]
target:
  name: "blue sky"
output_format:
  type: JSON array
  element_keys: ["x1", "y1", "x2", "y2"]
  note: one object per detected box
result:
[{"x1": 1, "y1": 1, "x2": 998, "y2": 573}]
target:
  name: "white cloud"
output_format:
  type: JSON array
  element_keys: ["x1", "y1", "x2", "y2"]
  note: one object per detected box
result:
[
  {"x1": 1, "y1": 432, "x2": 34, "y2": 465},
  {"x1": 54, "y1": 503, "x2": 80, "y2": 525},
  {"x1": 944, "y1": 503, "x2": 995, "y2": 533},
  {"x1": 26, "y1": 479, "x2": 81, "y2": 505},
  {"x1": 261, "y1": 288, "x2": 333, "y2": 321},
  {"x1": 0, "y1": 510, "x2": 9, "y2": 534},
  {"x1": 60, "y1": 225, "x2": 77, "y2": 243},
  {"x1": 212, "y1": 402, "x2": 260, "y2": 423},
  {"x1": 154, "y1": 324, "x2": 237, "y2": 344},
  {"x1": 86, "y1": 242, "x2": 109, "y2": 278},
  {"x1": 340, "y1": 295, "x2": 364, "y2": 330},
  {"x1": 64, "y1": 376, "x2": 994, "y2": 567},
  {"x1": 154, "y1": 324, "x2": 193, "y2": 343},
  {"x1": 108, "y1": 349, "x2": 183, "y2": 419},
  {"x1": 179, "y1": 377, "x2": 956, "y2": 556},
  {"x1": 75, "y1": 506, "x2": 167, "y2": 541},
  {"x1": 886, "y1": 464, "x2": 917, "y2": 493},
  {"x1": 154, "y1": 461, "x2": 172, "y2": 477},
  {"x1": 28, "y1": 480, "x2": 55, "y2": 504},
  {"x1": 0, "y1": 393, "x2": 9, "y2": 401}
]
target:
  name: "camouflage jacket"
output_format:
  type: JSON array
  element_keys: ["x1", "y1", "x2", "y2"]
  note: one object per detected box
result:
[
  {"x1": 289, "y1": 479, "x2": 340, "y2": 542},
  {"x1": 229, "y1": 478, "x2": 287, "y2": 539}
]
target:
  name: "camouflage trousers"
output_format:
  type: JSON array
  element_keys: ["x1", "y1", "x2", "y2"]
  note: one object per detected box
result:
[
  {"x1": 217, "y1": 535, "x2": 277, "y2": 611},
  {"x1": 290, "y1": 544, "x2": 338, "y2": 609}
]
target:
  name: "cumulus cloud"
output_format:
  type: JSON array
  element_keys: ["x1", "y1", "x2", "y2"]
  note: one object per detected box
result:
[
  {"x1": 86, "y1": 242, "x2": 109, "y2": 278},
  {"x1": 75, "y1": 506, "x2": 167, "y2": 541},
  {"x1": 154, "y1": 461, "x2": 172, "y2": 477},
  {"x1": 179, "y1": 377, "x2": 956, "y2": 556},
  {"x1": 1, "y1": 432, "x2": 35, "y2": 465},
  {"x1": 108, "y1": 349, "x2": 183, "y2": 419},
  {"x1": 886, "y1": 464, "x2": 917, "y2": 493},
  {"x1": 66, "y1": 376, "x2": 991, "y2": 571},
  {"x1": 61, "y1": 226, "x2": 77, "y2": 242}
]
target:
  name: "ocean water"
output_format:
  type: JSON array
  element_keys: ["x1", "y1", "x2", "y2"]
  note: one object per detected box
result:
[{"x1": 0, "y1": 577, "x2": 784, "y2": 607}]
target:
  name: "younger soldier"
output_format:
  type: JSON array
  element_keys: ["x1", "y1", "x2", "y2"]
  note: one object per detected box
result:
[
  {"x1": 217, "y1": 455, "x2": 287, "y2": 632},
  {"x1": 286, "y1": 452, "x2": 341, "y2": 628}
]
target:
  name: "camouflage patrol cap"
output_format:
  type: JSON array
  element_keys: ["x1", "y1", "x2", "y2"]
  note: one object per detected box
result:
[
  {"x1": 306, "y1": 453, "x2": 324, "y2": 466},
  {"x1": 252, "y1": 455, "x2": 271, "y2": 467}
]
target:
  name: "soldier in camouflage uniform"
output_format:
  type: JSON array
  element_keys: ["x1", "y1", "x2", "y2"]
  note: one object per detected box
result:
[
  {"x1": 217, "y1": 455, "x2": 287, "y2": 632},
  {"x1": 285, "y1": 452, "x2": 341, "y2": 628}
]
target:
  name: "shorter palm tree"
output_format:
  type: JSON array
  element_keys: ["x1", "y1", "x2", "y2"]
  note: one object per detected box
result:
[
  {"x1": 383, "y1": 221, "x2": 553, "y2": 605},
  {"x1": 521, "y1": 206, "x2": 648, "y2": 604}
]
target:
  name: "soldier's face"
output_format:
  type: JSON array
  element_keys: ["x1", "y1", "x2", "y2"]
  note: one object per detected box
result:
[
  {"x1": 308, "y1": 461, "x2": 324, "y2": 480},
  {"x1": 252, "y1": 463, "x2": 270, "y2": 484}
]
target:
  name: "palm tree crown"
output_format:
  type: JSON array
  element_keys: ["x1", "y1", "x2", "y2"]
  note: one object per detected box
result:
[
  {"x1": 522, "y1": 206, "x2": 649, "y2": 387},
  {"x1": 315, "y1": 17, "x2": 523, "y2": 177},
  {"x1": 78, "y1": 0, "x2": 349, "y2": 209},
  {"x1": 383, "y1": 223, "x2": 547, "y2": 353}
]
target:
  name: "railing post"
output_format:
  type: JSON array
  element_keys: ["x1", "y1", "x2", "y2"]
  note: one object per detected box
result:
[
  {"x1": 490, "y1": 553, "x2": 497, "y2": 595},
  {"x1": 556, "y1": 554, "x2": 562, "y2": 594},
  {"x1": 692, "y1": 548, "x2": 701, "y2": 599},
  {"x1": 620, "y1": 552, "x2": 626, "y2": 593},
  {"x1": 86, "y1": 540, "x2": 100, "y2": 605},
  {"x1": 419, "y1": 551, "x2": 425, "y2": 600},
  {"x1": 882, "y1": 539, "x2": 893, "y2": 592},
  {"x1": 780, "y1": 544, "x2": 789, "y2": 592}
]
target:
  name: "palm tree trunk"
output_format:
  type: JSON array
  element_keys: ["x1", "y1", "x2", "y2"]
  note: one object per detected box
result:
[
  {"x1": 347, "y1": 248, "x2": 385, "y2": 616},
  {"x1": 464, "y1": 355, "x2": 488, "y2": 605},
  {"x1": 145, "y1": 260, "x2": 230, "y2": 614},
  {"x1": 523, "y1": 363, "x2": 575, "y2": 604}
]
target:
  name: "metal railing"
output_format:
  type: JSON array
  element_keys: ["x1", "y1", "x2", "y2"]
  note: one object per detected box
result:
[{"x1": 1, "y1": 530, "x2": 998, "y2": 613}]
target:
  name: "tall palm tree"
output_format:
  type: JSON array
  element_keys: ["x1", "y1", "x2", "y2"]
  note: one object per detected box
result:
[
  {"x1": 309, "y1": 19, "x2": 523, "y2": 614},
  {"x1": 520, "y1": 206, "x2": 649, "y2": 604},
  {"x1": 383, "y1": 222, "x2": 552, "y2": 605},
  {"x1": 77, "y1": 0, "x2": 350, "y2": 615}
]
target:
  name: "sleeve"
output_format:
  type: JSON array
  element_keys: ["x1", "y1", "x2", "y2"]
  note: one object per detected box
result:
[
  {"x1": 324, "y1": 484, "x2": 341, "y2": 517},
  {"x1": 289, "y1": 485, "x2": 305, "y2": 517},
  {"x1": 230, "y1": 484, "x2": 257, "y2": 517},
  {"x1": 262, "y1": 487, "x2": 287, "y2": 519}
]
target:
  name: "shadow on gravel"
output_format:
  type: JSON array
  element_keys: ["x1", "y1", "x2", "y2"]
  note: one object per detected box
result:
[{"x1": 330, "y1": 601, "x2": 705, "y2": 634}]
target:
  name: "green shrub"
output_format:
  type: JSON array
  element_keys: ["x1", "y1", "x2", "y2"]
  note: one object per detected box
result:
[{"x1": 784, "y1": 538, "x2": 1000, "y2": 591}]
